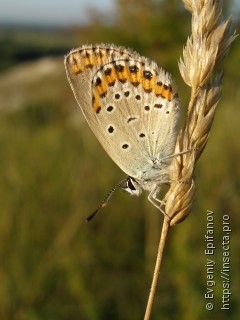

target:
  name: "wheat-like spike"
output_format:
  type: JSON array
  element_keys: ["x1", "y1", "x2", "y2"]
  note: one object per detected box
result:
[
  {"x1": 164, "y1": 0, "x2": 236, "y2": 226},
  {"x1": 144, "y1": 2, "x2": 236, "y2": 319}
]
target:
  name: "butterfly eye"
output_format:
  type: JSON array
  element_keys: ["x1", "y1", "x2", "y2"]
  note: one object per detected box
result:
[
  {"x1": 124, "y1": 177, "x2": 142, "y2": 196},
  {"x1": 127, "y1": 177, "x2": 136, "y2": 191}
]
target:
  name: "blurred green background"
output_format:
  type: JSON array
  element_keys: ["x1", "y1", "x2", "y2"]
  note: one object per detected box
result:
[{"x1": 0, "y1": 0, "x2": 239, "y2": 319}]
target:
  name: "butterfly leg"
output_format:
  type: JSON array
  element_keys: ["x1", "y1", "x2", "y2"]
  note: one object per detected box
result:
[
  {"x1": 148, "y1": 186, "x2": 167, "y2": 216},
  {"x1": 160, "y1": 148, "x2": 198, "y2": 164}
]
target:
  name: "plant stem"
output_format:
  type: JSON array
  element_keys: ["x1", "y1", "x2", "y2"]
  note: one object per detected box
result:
[{"x1": 144, "y1": 216, "x2": 170, "y2": 320}]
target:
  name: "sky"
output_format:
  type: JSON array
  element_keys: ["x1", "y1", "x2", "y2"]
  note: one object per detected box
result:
[
  {"x1": 0, "y1": 0, "x2": 115, "y2": 26},
  {"x1": 0, "y1": 0, "x2": 239, "y2": 27}
]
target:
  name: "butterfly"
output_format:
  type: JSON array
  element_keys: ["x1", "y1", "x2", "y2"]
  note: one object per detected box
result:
[{"x1": 65, "y1": 44, "x2": 180, "y2": 220}]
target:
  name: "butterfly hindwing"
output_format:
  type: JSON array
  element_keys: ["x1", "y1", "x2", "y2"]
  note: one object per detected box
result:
[{"x1": 65, "y1": 44, "x2": 180, "y2": 181}]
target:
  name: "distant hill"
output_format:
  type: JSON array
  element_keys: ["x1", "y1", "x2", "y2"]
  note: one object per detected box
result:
[{"x1": 0, "y1": 56, "x2": 83, "y2": 124}]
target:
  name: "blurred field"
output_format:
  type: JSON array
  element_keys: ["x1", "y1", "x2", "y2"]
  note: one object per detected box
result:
[{"x1": 0, "y1": 1, "x2": 239, "y2": 319}]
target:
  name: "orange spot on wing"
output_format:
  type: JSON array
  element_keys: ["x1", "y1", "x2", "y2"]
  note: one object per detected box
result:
[
  {"x1": 85, "y1": 50, "x2": 94, "y2": 66},
  {"x1": 105, "y1": 70, "x2": 117, "y2": 86},
  {"x1": 82, "y1": 57, "x2": 93, "y2": 68},
  {"x1": 154, "y1": 82, "x2": 163, "y2": 96},
  {"x1": 142, "y1": 73, "x2": 156, "y2": 92},
  {"x1": 92, "y1": 93, "x2": 101, "y2": 113},
  {"x1": 161, "y1": 86, "x2": 173, "y2": 101},
  {"x1": 68, "y1": 48, "x2": 112, "y2": 75},
  {"x1": 95, "y1": 78, "x2": 108, "y2": 98},
  {"x1": 97, "y1": 49, "x2": 107, "y2": 62},
  {"x1": 155, "y1": 82, "x2": 173, "y2": 100},
  {"x1": 71, "y1": 63, "x2": 83, "y2": 74},
  {"x1": 115, "y1": 66, "x2": 127, "y2": 83},
  {"x1": 117, "y1": 71, "x2": 127, "y2": 82},
  {"x1": 128, "y1": 66, "x2": 142, "y2": 85},
  {"x1": 68, "y1": 53, "x2": 84, "y2": 74},
  {"x1": 167, "y1": 89, "x2": 173, "y2": 100}
]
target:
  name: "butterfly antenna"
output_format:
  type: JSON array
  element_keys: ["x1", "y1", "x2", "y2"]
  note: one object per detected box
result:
[{"x1": 85, "y1": 178, "x2": 127, "y2": 222}]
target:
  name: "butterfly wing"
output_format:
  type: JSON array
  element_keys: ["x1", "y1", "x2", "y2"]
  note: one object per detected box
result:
[{"x1": 65, "y1": 44, "x2": 180, "y2": 181}]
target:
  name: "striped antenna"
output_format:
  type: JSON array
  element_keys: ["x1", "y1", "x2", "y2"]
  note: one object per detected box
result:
[{"x1": 85, "y1": 178, "x2": 127, "y2": 222}]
